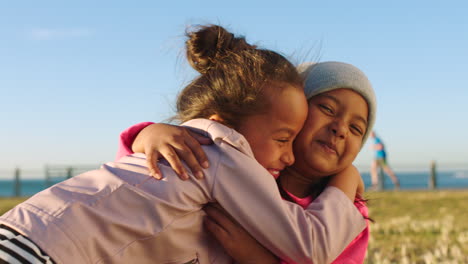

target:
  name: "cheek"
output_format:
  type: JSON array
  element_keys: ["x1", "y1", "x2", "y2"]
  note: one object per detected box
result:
[
  {"x1": 342, "y1": 142, "x2": 361, "y2": 162},
  {"x1": 299, "y1": 109, "x2": 323, "y2": 137},
  {"x1": 293, "y1": 135, "x2": 316, "y2": 166},
  {"x1": 293, "y1": 134, "x2": 306, "y2": 154},
  {"x1": 293, "y1": 120, "x2": 318, "y2": 151},
  {"x1": 250, "y1": 141, "x2": 274, "y2": 166},
  {"x1": 292, "y1": 144, "x2": 306, "y2": 162}
]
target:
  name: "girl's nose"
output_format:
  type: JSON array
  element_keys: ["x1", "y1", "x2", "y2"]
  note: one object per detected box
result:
[{"x1": 330, "y1": 119, "x2": 348, "y2": 139}]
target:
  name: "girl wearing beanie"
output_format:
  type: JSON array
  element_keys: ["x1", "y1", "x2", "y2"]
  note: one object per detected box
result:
[{"x1": 118, "y1": 61, "x2": 376, "y2": 264}]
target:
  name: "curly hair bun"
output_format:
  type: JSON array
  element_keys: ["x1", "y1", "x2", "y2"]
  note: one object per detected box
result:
[{"x1": 185, "y1": 25, "x2": 255, "y2": 73}]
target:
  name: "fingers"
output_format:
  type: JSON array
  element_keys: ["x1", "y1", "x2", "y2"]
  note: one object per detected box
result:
[
  {"x1": 158, "y1": 128, "x2": 209, "y2": 179},
  {"x1": 188, "y1": 130, "x2": 213, "y2": 145},
  {"x1": 146, "y1": 151, "x2": 162, "y2": 180},
  {"x1": 204, "y1": 205, "x2": 234, "y2": 245},
  {"x1": 185, "y1": 130, "x2": 211, "y2": 170},
  {"x1": 204, "y1": 216, "x2": 233, "y2": 248},
  {"x1": 208, "y1": 202, "x2": 224, "y2": 211},
  {"x1": 171, "y1": 141, "x2": 206, "y2": 180},
  {"x1": 204, "y1": 204, "x2": 239, "y2": 229},
  {"x1": 148, "y1": 143, "x2": 200, "y2": 181},
  {"x1": 161, "y1": 146, "x2": 190, "y2": 180},
  {"x1": 138, "y1": 123, "x2": 211, "y2": 181}
]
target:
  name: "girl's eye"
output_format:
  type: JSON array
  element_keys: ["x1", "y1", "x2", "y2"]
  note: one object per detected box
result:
[
  {"x1": 276, "y1": 139, "x2": 289, "y2": 144},
  {"x1": 350, "y1": 125, "x2": 363, "y2": 136},
  {"x1": 319, "y1": 104, "x2": 334, "y2": 115}
]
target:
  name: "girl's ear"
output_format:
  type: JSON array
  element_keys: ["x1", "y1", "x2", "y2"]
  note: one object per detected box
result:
[
  {"x1": 208, "y1": 114, "x2": 235, "y2": 129},
  {"x1": 208, "y1": 114, "x2": 225, "y2": 123}
]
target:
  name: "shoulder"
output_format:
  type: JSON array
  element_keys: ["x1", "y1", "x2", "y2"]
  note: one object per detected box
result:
[
  {"x1": 208, "y1": 139, "x2": 274, "y2": 192},
  {"x1": 182, "y1": 119, "x2": 255, "y2": 158}
]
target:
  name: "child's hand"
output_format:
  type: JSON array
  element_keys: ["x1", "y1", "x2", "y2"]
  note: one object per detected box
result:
[
  {"x1": 328, "y1": 165, "x2": 362, "y2": 201},
  {"x1": 204, "y1": 204, "x2": 280, "y2": 264},
  {"x1": 132, "y1": 123, "x2": 212, "y2": 180}
]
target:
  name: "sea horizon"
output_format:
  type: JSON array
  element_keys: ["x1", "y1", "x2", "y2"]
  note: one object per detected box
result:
[{"x1": 0, "y1": 168, "x2": 467, "y2": 197}]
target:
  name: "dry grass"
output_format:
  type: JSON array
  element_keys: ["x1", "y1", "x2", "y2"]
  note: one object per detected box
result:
[
  {"x1": 365, "y1": 190, "x2": 468, "y2": 263},
  {"x1": 0, "y1": 197, "x2": 27, "y2": 215}
]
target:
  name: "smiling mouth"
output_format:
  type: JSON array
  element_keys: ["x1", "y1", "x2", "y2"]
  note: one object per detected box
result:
[
  {"x1": 317, "y1": 140, "x2": 338, "y2": 155},
  {"x1": 267, "y1": 169, "x2": 281, "y2": 178}
]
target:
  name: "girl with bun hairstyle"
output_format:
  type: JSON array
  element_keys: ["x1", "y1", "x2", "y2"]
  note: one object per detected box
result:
[{"x1": 0, "y1": 25, "x2": 365, "y2": 264}]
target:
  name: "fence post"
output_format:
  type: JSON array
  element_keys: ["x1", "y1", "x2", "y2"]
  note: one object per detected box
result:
[
  {"x1": 66, "y1": 167, "x2": 73, "y2": 179},
  {"x1": 429, "y1": 160, "x2": 437, "y2": 189},
  {"x1": 14, "y1": 167, "x2": 21, "y2": 197},
  {"x1": 45, "y1": 165, "x2": 51, "y2": 187}
]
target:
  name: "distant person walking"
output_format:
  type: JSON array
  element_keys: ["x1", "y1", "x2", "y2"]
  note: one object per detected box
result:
[{"x1": 370, "y1": 131, "x2": 400, "y2": 190}]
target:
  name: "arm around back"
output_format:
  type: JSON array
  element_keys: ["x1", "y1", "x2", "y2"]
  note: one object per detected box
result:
[
  {"x1": 211, "y1": 141, "x2": 367, "y2": 264},
  {"x1": 116, "y1": 122, "x2": 154, "y2": 160}
]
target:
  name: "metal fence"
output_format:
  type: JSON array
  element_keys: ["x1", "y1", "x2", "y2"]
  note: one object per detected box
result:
[
  {"x1": 0, "y1": 161, "x2": 467, "y2": 197},
  {"x1": 0, "y1": 165, "x2": 99, "y2": 197}
]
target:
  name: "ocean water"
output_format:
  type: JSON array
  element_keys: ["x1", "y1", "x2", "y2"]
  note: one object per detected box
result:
[
  {"x1": 360, "y1": 170, "x2": 468, "y2": 190},
  {"x1": 0, "y1": 170, "x2": 467, "y2": 197}
]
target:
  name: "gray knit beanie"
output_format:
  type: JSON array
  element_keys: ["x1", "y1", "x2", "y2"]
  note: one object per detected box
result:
[{"x1": 296, "y1": 61, "x2": 377, "y2": 147}]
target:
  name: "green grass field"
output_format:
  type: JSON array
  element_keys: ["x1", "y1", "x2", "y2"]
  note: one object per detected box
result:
[{"x1": 1, "y1": 191, "x2": 467, "y2": 263}]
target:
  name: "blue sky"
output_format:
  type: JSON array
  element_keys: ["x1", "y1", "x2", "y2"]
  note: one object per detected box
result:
[{"x1": 1, "y1": 0, "x2": 467, "y2": 175}]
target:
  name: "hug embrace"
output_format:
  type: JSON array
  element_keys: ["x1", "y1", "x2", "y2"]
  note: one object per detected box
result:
[{"x1": 0, "y1": 24, "x2": 376, "y2": 264}]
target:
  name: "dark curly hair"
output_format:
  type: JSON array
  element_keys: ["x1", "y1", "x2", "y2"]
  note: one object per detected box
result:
[{"x1": 175, "y1": 24, "x2": 303, "y2": 129}]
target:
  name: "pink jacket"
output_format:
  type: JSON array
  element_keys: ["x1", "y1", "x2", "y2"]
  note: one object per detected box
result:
[{"x1": 1, "y1": 119, "x2": 366, "y2": 264}]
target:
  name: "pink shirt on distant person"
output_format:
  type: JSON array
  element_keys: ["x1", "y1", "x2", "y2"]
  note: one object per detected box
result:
[{"x1": 118, "y1": 122, "x2": 369, "y2": 264}]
